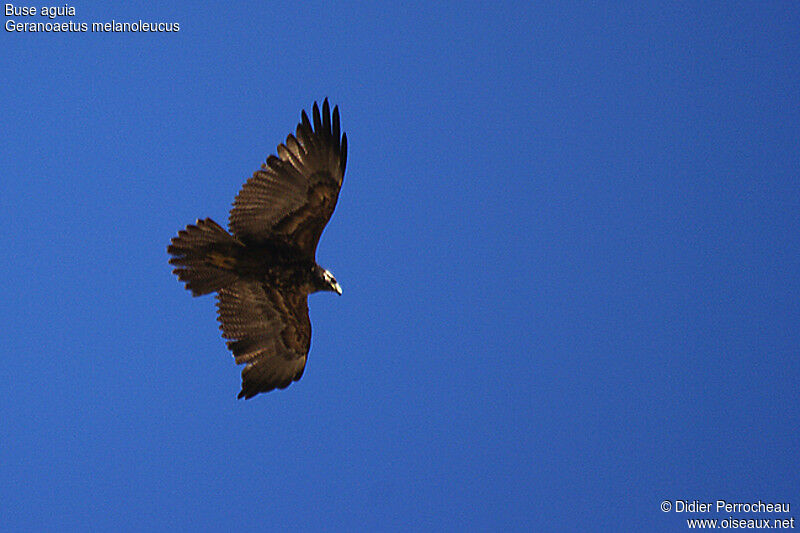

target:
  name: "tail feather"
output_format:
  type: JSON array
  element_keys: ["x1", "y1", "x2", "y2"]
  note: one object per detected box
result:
[{"x1": 168, "y1": 218, "x2": 242, "y2": 296}]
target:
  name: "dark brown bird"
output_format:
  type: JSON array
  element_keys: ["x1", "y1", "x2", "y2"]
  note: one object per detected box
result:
[{"x1": 167, "y1": 99, "x2": 347, "y2": 399}]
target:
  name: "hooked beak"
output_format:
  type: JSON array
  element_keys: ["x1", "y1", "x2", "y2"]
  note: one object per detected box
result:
[{"x1": 322, "y1": 268, "x2": 342, "y2": 295}]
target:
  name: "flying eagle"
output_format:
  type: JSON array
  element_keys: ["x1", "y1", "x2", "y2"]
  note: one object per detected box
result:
[{"x1": 167, "y1": 99, "x2": 347, "y2": 399}]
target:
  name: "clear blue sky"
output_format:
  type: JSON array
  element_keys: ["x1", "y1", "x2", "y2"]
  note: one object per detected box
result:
[{"x1": 1, "y1": 2, "x2": 798, "y2": 531}]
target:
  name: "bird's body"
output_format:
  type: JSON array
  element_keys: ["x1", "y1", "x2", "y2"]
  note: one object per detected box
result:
[
  {"x1": 167, "y1": 100, "x2": 347, "y2": 399},
  {"x1": 187, "y1": 232, "x2": 332, "y2": 294}
]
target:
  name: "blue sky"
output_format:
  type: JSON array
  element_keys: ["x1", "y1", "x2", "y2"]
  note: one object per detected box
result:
[{"x1": 1, "y1": 2, "x2": 798, "y2": 531}]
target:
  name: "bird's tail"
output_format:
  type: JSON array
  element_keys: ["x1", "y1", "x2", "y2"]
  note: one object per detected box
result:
[{"x1": 167, "y1": 218, "x2": 242, "y2": 296}]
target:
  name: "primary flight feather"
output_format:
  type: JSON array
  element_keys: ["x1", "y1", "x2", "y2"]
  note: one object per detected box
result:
[{"x1": 167, "y1": 99, "x2": 347, "y2": 399}]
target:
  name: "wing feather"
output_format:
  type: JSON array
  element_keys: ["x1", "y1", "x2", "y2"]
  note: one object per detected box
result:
[
  {"x1": 216, "y1": 281, "x2": 311, "y2": 398},
  {"x1": 229, "y1": 99, "x2": 347, "y2": 258}
]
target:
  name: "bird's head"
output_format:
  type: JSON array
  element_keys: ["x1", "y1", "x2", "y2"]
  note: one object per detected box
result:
[{"x1": 314, "y1": 265, "x2": 342, "y2": 295}]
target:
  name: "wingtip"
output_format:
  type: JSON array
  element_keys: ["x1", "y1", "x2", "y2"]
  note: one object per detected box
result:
[
  {"x1": 322, "y1": 99, "x2": 331, "y2": 134},
  {"x1": 312, "y1": 101, "x2": 322, "y2": 131}
]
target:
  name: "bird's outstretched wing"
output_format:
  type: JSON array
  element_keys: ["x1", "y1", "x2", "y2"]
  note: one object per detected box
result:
[
  {"x1": 216, "y1": 281, "x2": 311, "y2": 398},
  {"x1": 229, "y1": 99, "x2": 347, "y2": 258}
]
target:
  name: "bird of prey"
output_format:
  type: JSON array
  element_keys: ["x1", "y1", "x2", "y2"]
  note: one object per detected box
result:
[{"x1": 167, "y1": 99, "x2": 347, "y2": 399}]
